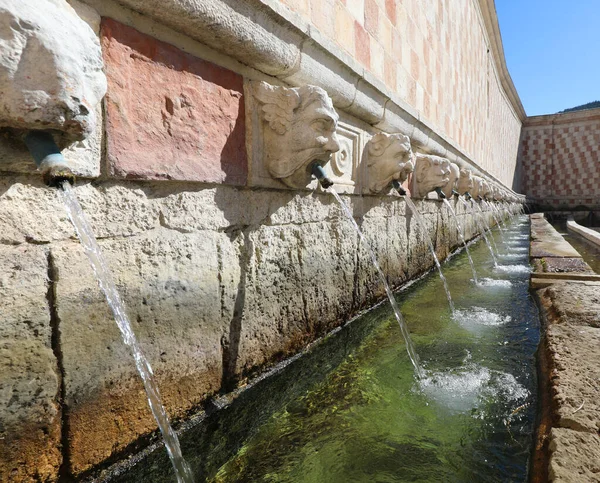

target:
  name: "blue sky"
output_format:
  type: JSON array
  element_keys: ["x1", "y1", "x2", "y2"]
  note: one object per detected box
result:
[{"x1": 495, "y1": 0, "x2": 600, "y2": 116}]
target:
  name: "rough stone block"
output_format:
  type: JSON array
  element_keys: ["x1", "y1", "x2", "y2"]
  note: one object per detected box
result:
[
  {"x1": 548, "y1": 428, "x2": 600, "y2": 482},
  {"x1": 102, "y1": 18, "x2": 247, "y2": 185},
  {"x1": 0, "y1": 178, "x2": 160, "y2": 244},
  {"x1": 0, "y1": 245, "x2": 61, "y2": 483},
  {"x1": 233, "y1": 219, "x2": 357, "y2": 377},
  {"x1": 52, "y1": 230, "x2": 236, "y2": 475}
]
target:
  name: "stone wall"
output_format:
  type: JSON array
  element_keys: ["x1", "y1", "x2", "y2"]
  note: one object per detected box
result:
[
  {"x1": 520, "y1": 108, "x2": 600, "y2": 210},
  {"x1": 0, "y1": 0, "x2": 524, "y2": 481},
  {"x1": 275, "y1": 0, "x2": 525, "y2": 186}
]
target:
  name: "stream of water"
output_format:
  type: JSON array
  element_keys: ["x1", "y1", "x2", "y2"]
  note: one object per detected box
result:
[
  {"x1": 327, "y1": 189, "x2": 423, "y2": 377},
  {"x1": 442, "y1": 198, "x2": 478, "y2": 284},
  {"x1": 59, "y1": 182, "x2": 195, "y2": 483},
  {"x1": 464, "y1": 199, "x2": 498, "y2": 266},
  {"x1": 403, "y1": 196, "x2": 455, "y2": 314}
]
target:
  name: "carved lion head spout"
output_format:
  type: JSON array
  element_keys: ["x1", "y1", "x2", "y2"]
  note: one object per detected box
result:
[
  {"x1": 457, "y1": 168, "x2": 474, "y2": 196},
  {"x1": 363, "y1": 132, "x2": 414, "y2": 194},
  {"x1": 481, "y1": 180, "x2": 491, "y2": 200},
  {"x1": 254, "y1": 81, "x2": 340, "y2": 189},
  {"x1": 411, "y1": 154, "x2": 450, "y2": 198},
  {"x1": 440, "y1": 162, "x2": 460, "y2": 199},
  {"x1": 470, "y1": 176, "x2": 482, "y2": 199}
]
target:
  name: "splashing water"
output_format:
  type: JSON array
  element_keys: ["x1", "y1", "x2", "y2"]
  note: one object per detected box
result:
[
  {"x1": 403, "y1": 196, "x2": 455, "y2": 313},
  {"x1": 495, "y1": 264, "x2": 532, "y2": 274},
  {"x1": 477, "y1": 278, "x2": 513, "y2": 288},
  {"x1": 442, "y1": 198, "x2": 477, "y2": 283},
  {"x1": 59, "y1": 182, "x2": 194, "y2": 483},
  {"x1": 453, "y1": 306, "x2": 512, "y2": 328},
  {"x1": 460, "y1": 198, "x2": 498, "y2": 267},
  {"x1": 327, "y1": 188, "x2": 423, "y2": 377},
  {"x1": 417, "y1": 363, "x2": 529, "y2": 415}
]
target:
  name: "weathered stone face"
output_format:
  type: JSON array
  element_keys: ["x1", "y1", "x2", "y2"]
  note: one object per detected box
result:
[
  {"x1": 440, "y1": 162, "x2": 460, "y2": 199},
  {"x1": 0, "y1": 0, "x2": 106, "y2": 141},
  {"x1": 411, "y1": 154, "x2": 450, "y2": 198},
  {"x1": 457, "y1": 168, "x2": 474, "y2": 195},
  {"x1": 363, "y1": 132, "x2": 414, "y2": 194},
  {"x1": 253, "y1": 81, "x2": 340, "y2": 189}
]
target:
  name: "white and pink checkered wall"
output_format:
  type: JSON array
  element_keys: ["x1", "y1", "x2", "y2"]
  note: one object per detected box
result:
[{"x1": 520, "y1": 108, "x2": 600, "y2": 209}]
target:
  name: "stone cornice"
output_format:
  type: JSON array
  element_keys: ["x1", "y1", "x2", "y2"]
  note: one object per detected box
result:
[
  {"x1": 524, "y1": 107, "x2": 600, "y2": 127},
  {"x1": 476, "y1": 0, "x2": 527, "y2": 121},
  {"x1": 82, "y1": 0, "x2": 523, "y2": 194}
]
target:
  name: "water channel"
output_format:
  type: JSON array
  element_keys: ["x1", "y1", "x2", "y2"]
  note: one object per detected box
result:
[{"x1": 209, "y1": 215, "x2": 539, "y2": 482}]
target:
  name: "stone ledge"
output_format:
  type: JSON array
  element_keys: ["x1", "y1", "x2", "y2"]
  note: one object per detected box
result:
[{"x1": 567, "y1": 217, "x2": 600, "y2": 248}]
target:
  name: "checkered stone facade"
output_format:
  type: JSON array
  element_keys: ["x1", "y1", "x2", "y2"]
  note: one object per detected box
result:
[
  {"x1": 276, "y1": 0, "x2": 523, "y2": 187},
  {"x1": 521, "y1": 109, "x2": 600, "y2": 209}
]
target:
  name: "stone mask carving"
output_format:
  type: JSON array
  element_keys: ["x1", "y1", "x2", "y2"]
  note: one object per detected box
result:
[
  {"x1": 411, "y1": 154, "x2": 450, "y2": 198},
  {"x1": 471, "y1": 176, "x2": 482, "y2": 199},
  {"x1": 481, "y1": 180, "x2": 491, "y2": 200},
  {"x1": 363, "y1": 132, "x2": 414, "y2": 194},
  {"x1": 0, "y1": 0, "x2": 106, "y2": 141},
  {"x1": 457, "y1": 168, "x2": 474, "y2": 195},
  {"x1": 440, "y1": 162, "x2": 460, "y2": 199},
  {"x1": 254, "y1": 81, "x2": 340, "y2": 189}
]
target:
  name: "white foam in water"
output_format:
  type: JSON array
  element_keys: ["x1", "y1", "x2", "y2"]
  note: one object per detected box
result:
[
  {"x1": 454, "y1": 307, "x2": 511, "y2": 327},
  {"x1": 417, "y1": 363, "x2": 529, "y2": 415},
  {"x1": 478, "y1": 278, "x2": 512, "y2": 288},
  {"x1": 499, "y1": 253, "x2": 524, "y2": 261},
  {"x1": 495, "y1": 264, "x2": 531, "y2": 274}
]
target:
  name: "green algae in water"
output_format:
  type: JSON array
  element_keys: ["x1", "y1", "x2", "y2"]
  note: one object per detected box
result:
[{"x1": 212, "y1": 216, "x2": 538, "y2": 482}]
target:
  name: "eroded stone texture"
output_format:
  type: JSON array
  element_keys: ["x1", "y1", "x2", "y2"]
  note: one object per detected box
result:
[
  {"x1": 0, "y1": 0, "x2": 106, "y2": 140},
  {"x1": 102, "y1": 18, "x2": 247, "y2": 184},
  {"x1": 362, "y1": 133, "x2": 414, "y2": 194},
  {"x1": 548, "y1": 427, "x2": 600, "y2": 482},
  {"x1": 52, "y1": 231, "x2": 236, "y2": 475},
  {"x1": 0, "y1": 245, "x2": 60, "y2": 483}
]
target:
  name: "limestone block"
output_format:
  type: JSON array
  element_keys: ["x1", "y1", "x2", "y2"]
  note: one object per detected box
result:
[
  {"x1": 348, "y1": 78, "x2": 386, "y2": 125},
  {"x1": 52, "y1": 230, "x2": 235, "y2": 475},
  {"x1": 110, "y1": 0, "x2": 302, "y2": 76},
  {"x1": 102, "y1": 18, "x2": 247, "y2": 184},
  {"x1": 0, "y1": 179, "x2": 160, "y2": 245},
  {"x1": 0, "y1": 245, "x2": 61, "y2": 483},
  {"x1": 0, "y1": 0, "x2": 106, "y2": 140},
  {"x1": 248, "y1": 81, "x2": 340, "y2": 189},
  {"x1": 548, "y1": 428, "x2": 600, "y2": 482},
  {"x1": 545, "y1": 321, "x2": 600, "y2": 434},
  {"x1": 233, "y1": 218, "x2": 357, "y2": 377}
]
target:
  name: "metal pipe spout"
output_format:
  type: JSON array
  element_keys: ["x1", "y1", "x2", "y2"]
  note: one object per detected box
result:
[
  {"x1": 434, "y1": 186, "x2": 446, "y2": 199},
  {"x1": 311, "y1": 163, "x2": 334, "y2": 189},
  {"x1": 392, "y1": 179, "x2": 406, "y2": 196},
  {"x1": 24, "y1": 131, "x2": 75, "y2": 188}
]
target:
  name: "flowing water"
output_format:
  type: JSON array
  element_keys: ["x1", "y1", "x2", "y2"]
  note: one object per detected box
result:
[
  {"x1": 327, "y1": 189, "x2": 423, "y2": 377},
  {"x1": 461, "y1": 199, "x2": 498, "y2": 267},
  {"x1": 442, "y1": 198, "x2": 478, "y2": 283},
  {"x1": 404, "y1": 196, "x2": 455, "y2": 313},
  {"x1": 59, "y1": 182, "x2": 195, "y2": 483},
  {"x1": 475, "y1": 203, "x2": 500, "y2": 255},
  {"x1": 212, "y1": 215, "x2": 539, "y2": 482}
]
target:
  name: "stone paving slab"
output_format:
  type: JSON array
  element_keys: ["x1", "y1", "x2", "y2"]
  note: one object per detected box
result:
[
  {"x1": 530, "y1": 214, "x2": 600, "y2": 482},
  {"x1": 530, "y1": 240, "x2": 582, "y2": 259},
  {"x1": 548, "y1": 428, "x2": 600, "y2": 482}
]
